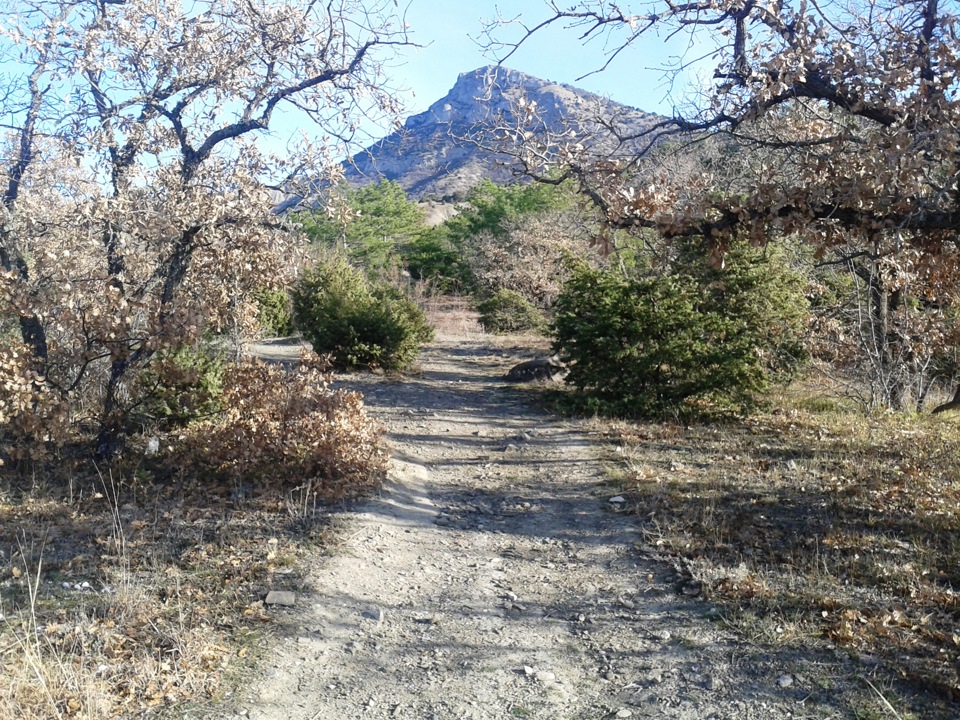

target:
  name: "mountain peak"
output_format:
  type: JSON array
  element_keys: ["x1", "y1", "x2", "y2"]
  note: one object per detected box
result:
[{"x1": 346, "y1": 66, "x2": 658, "y2": 200}]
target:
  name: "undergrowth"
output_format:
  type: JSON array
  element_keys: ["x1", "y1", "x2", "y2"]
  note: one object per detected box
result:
[
  {"x1": 604, "y1": 383, "x2": 960, "y2": 714},
  {"x1": 0, "y1": 353, "x2": 386, "y2": 719}
]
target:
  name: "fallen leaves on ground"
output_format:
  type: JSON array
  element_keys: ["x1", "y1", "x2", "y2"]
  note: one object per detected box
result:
[{"x1": 611, "y1": 402, "x2": 960, "y2": 702}]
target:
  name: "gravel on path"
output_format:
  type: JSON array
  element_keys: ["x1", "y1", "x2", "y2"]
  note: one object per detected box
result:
[{"x1": 218, "y1": 333, "x2": 880, "y2": 720}]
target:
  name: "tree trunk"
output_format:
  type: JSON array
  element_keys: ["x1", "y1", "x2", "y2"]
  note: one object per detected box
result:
[
  {"x1": 856, "y1": 260, "x2": 908, "y2": 411},
  {"x1": 94, "y1": 227, "x2": 200, "y2": 460},
  {"x1": 0, "y1": 248, "x2": 49, "y2": 371},
  {"x1": 95, "y1": 356, "x2": 129, "y2": 461}
]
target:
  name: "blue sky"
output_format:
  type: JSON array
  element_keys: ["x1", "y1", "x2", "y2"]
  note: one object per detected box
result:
[
  {"x1": 393, "y1": 0, "x2": 690, "y2": 116},
  {"x1": 271, "y1": 0, "x2": 702, "y2": 150},
  {"x1": 2, "y1": 0, "x2": 702, "y2": 157}
]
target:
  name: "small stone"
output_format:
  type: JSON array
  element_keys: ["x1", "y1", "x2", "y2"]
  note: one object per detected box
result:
[
  {"x1": 523, "y1": 666, "x2": 535, "y2": 676},
  {"x1": 656, "y1": 630, "x2": 671, "y2": 642},
  {"x1": 435, "y1": 516, "x2": 450, "y2": 527},
  {"x1": 616, "y1": 710, "x2": 633, "y2": 719},
  {"x1": 609, "y1": 496, "x2": 626, "y2": 504},
  {"x1": 620, "y1": 598, "x2": 635, "y2": 609},
  {"x1": 363, "y1": 607, "x2": 385, "y2": 624},
  {"x1": 776, "y1": 674, "x2": 794, "y2": 688},
  {"x1": 535, "y1": 670, "x2": 556, "y2": 683},
  {"x1": 264, "y1": 590, "x2": 296, "y2": 607}
]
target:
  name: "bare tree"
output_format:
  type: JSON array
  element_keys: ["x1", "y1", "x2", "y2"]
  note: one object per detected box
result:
[
  {"x1": 483, "y1": 0, "x2": 960, "y2": 410},
  {"x1": 467, "y1": 207, "x2": 604, "y2": 308},
  {"x1": 0, "y1": 0, "x2": 413, "y2": 458}
]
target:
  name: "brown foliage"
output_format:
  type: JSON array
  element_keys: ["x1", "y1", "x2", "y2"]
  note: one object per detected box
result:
[
  {"x1": 0, "y1": 338, "x2": 73, "y2": 462},
  {"x1": 468, "y1": 209, "x2": 599, "y2": 309},
  {"x1": 0, "y1": 0, "x2": 411, "y2": 458},
  {"x1": 484, "y1": 0, "x2": 960, "y2": 409},
  {"x1": 178, "y1": 354, "x2": 386, "y2": 500},
  {"x1": 488, "y1": 1, "x2": 959, "y2": 247}
]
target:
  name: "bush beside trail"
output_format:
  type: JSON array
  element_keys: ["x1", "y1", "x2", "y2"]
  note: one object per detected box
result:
[
  {"x1": 476, "y1": 289, "x2": 548, "y2": 335},
  {"x1": 292, "y1": 255, "x2": 434, "y2": 371},
  {"x1": 553, "y1": 244, "x2": 809, "y2": 419},
  {"x1": 0, "y1": 346, "x2": 388, "y2": 719},
  {"x1": 254, "y1": 288, "x2": 296, "y2": 337},
  {"x1": 137, "y1": 341, "x2": 227, "y2": 429},
  {"x1": 177, "y1": 353, "x2": 386, "y2": 499}
]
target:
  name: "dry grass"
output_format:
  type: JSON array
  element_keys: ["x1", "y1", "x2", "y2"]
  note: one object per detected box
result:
[
  {"x1": 421, "y1": 295, "x2": 484, "y2": 337},
  {"x1": 0, "y1": 361, "x2": 387, "y2": 720},
  {"x1": 599, "y1": 383, "x2": 960, "y2": 715},
  {"x1": 0, "y1": 466, "x2": 340, "y2": 719},
  {"x1": 419, "y1": 294, "x2": 557, "y2": 352}
]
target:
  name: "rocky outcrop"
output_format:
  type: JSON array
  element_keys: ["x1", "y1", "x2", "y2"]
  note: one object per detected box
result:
[{"x1": 344, "y1": 65, "x2": 660, "y2": 200}]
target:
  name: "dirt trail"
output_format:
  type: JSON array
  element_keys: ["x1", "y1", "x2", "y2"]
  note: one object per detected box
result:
[{"x1": 222, "y1": 333, "x2": 867, "y2": 720}]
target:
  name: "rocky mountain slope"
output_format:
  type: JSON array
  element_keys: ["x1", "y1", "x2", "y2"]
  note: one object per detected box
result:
[{"x1": 344, "y1": 65, "x2": 661, "y2": 201}]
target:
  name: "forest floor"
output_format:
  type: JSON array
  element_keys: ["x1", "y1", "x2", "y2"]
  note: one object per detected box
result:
[{"x1": 204, "y1": 316, "x2": 952, "y2": 720}]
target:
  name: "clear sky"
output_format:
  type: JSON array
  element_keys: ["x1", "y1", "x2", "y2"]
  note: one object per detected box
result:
[
  {"x1": 391, "y1": 0, "x2": 692, "y2": 117},
  {"x1": 2, "y1": 0, "x2": 704, "y2": 157},
  {"x1": 269, "y1": 0, "x2": 704, "y2": 151}
]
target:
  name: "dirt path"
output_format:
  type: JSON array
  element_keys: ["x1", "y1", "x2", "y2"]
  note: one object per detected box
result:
[{"x1": 222, "y1": 333, "x2": 869, "y2": 720}]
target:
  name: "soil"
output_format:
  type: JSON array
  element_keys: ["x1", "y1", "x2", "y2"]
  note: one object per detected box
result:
[{"x1": 209, "y1": 331, "x2": 896, "y2": 720}]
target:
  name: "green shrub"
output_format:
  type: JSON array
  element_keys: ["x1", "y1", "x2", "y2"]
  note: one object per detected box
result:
[
  {"x1": 476, "y1": 289, "x2": 548, "y2": 334},
  {"x1": 553, "y1": 244, "x2": 808, "y2": 419},
  {"x1": 254, "y1": 287, "x2": 295, "y2": 337},
  {"x1": 298, "y1": 180, "x2": 428, "y2": 281},
  {"x1": 138, "y1": 342, "x2": 226, "y2": 428},
  {"x1": 405, "y1": 230, "x2": 473, "y2": 293},
  {"x1": 292, "y1": 256, "x2": 434, "y2": 371}
]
